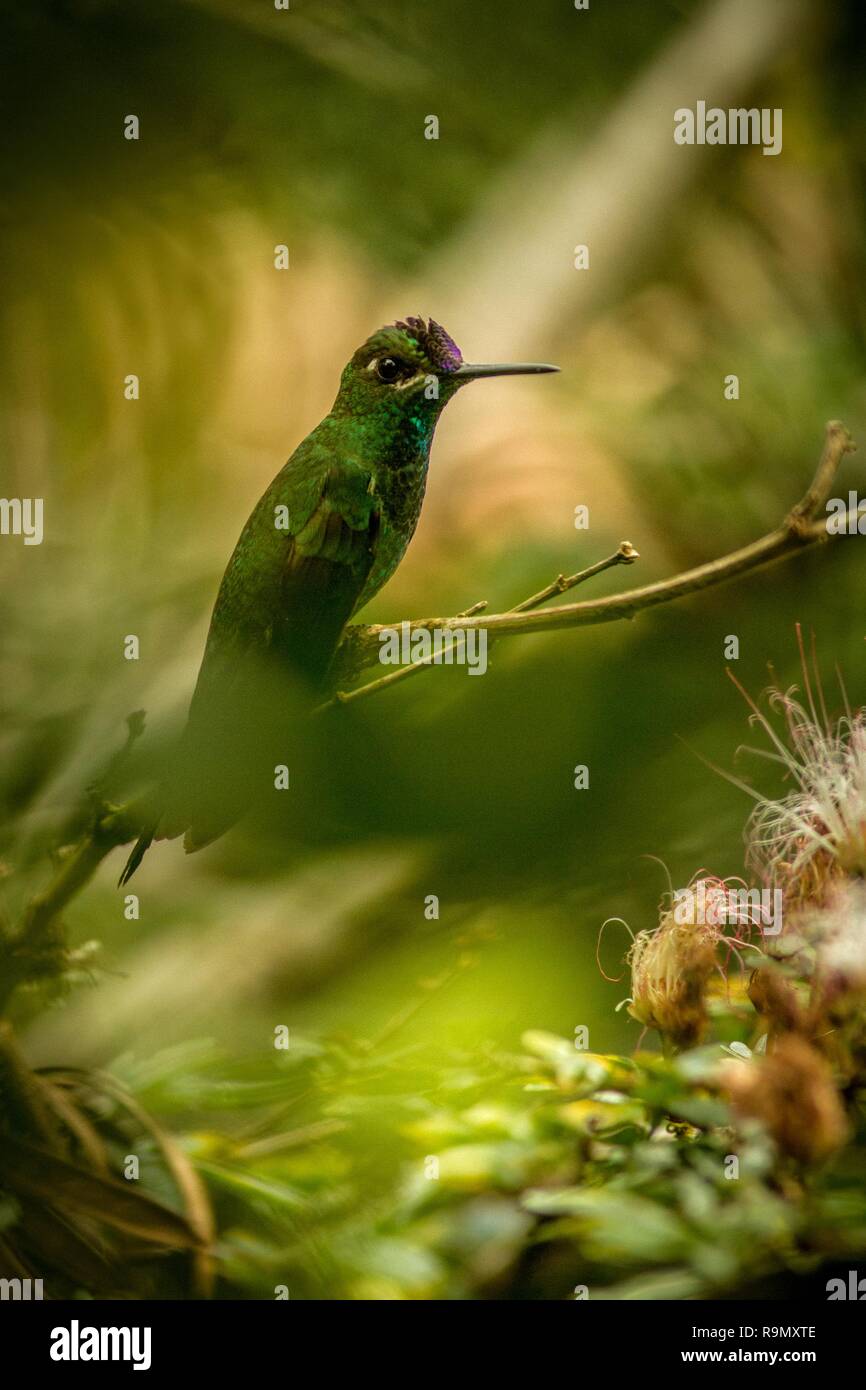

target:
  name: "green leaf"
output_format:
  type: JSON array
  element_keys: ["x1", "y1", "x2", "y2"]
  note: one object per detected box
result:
[{"x1": 523, "y1": 1188, "x2": 690, "y2": 1263}]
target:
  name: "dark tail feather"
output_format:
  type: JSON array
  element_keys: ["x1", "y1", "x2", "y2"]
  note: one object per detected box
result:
[{"x1": 119, "y1": 825, "x2": 156, "y2": 886}]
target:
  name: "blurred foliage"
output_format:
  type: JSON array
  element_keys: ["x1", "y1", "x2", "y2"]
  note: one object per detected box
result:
[
  {"x1": 0, "y1": 1023, "x2": 212, "y2": 1297},
  {"x1": 98, "y1": 1011, "x2": 866, "y2": 1301}
]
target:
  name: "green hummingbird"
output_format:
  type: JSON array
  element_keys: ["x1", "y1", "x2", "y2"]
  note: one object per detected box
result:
[{"x1": 120, "y1": 316, "x2": 558, "y2": 881}]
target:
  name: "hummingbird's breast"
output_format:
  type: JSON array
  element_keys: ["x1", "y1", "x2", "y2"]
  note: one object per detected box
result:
[{"x1": 355, "y1": 451, "x2": 429, "y2": 612}]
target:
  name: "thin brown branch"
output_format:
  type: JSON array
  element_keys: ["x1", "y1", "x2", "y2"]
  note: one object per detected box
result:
[
  {"x1": 318, "y1": 540, "x2": 641, "y2": 712},
  {"x1": 509, "y1": 540, "x2": 639, "y2": 613},
  {"x1": 0, "y1": 803, "x2": 140, "y2": 1014},
  {"x1": 0, "y1": 711, "x2": 150, "y2": 1013},
  {"x1": 330, "y1": 421, "x2": 856, "y2": 696}
]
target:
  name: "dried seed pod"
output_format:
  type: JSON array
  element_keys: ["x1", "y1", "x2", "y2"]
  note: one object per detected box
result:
[
  {"x1": 748, "y1": 965, "x2": 805, "y2": 1035},
  {"x1": 721, "y1": 1035, "x2": 847, "y2": 1166}
]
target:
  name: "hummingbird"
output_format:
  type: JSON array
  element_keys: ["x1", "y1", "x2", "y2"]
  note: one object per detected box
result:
[{"x1": 120, "y1": 316, "x2": 558, "y2": 881}]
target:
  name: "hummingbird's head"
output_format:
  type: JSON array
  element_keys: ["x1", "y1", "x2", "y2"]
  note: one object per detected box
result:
[{"x1": 332, "y1": 316, "x2": 558, "y2": 426}]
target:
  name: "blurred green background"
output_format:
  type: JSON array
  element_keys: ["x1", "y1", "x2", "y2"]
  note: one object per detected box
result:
[{"x1": 1, "y1": 0, "x2": 865, "y2": 1296}]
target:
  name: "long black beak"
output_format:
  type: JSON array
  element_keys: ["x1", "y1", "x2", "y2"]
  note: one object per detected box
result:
[{"x1": 452, "y1": 362, "x2": 560, "y2": 380}]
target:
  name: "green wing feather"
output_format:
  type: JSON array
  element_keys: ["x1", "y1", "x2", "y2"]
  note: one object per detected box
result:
[{"x1": 120, "y1": 450, "x2": 379, "y2": 879}]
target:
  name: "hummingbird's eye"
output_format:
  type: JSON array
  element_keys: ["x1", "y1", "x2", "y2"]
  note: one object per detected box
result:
[{"x1": 376, "y1": 356, "x2": 404, "y2": 383}]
